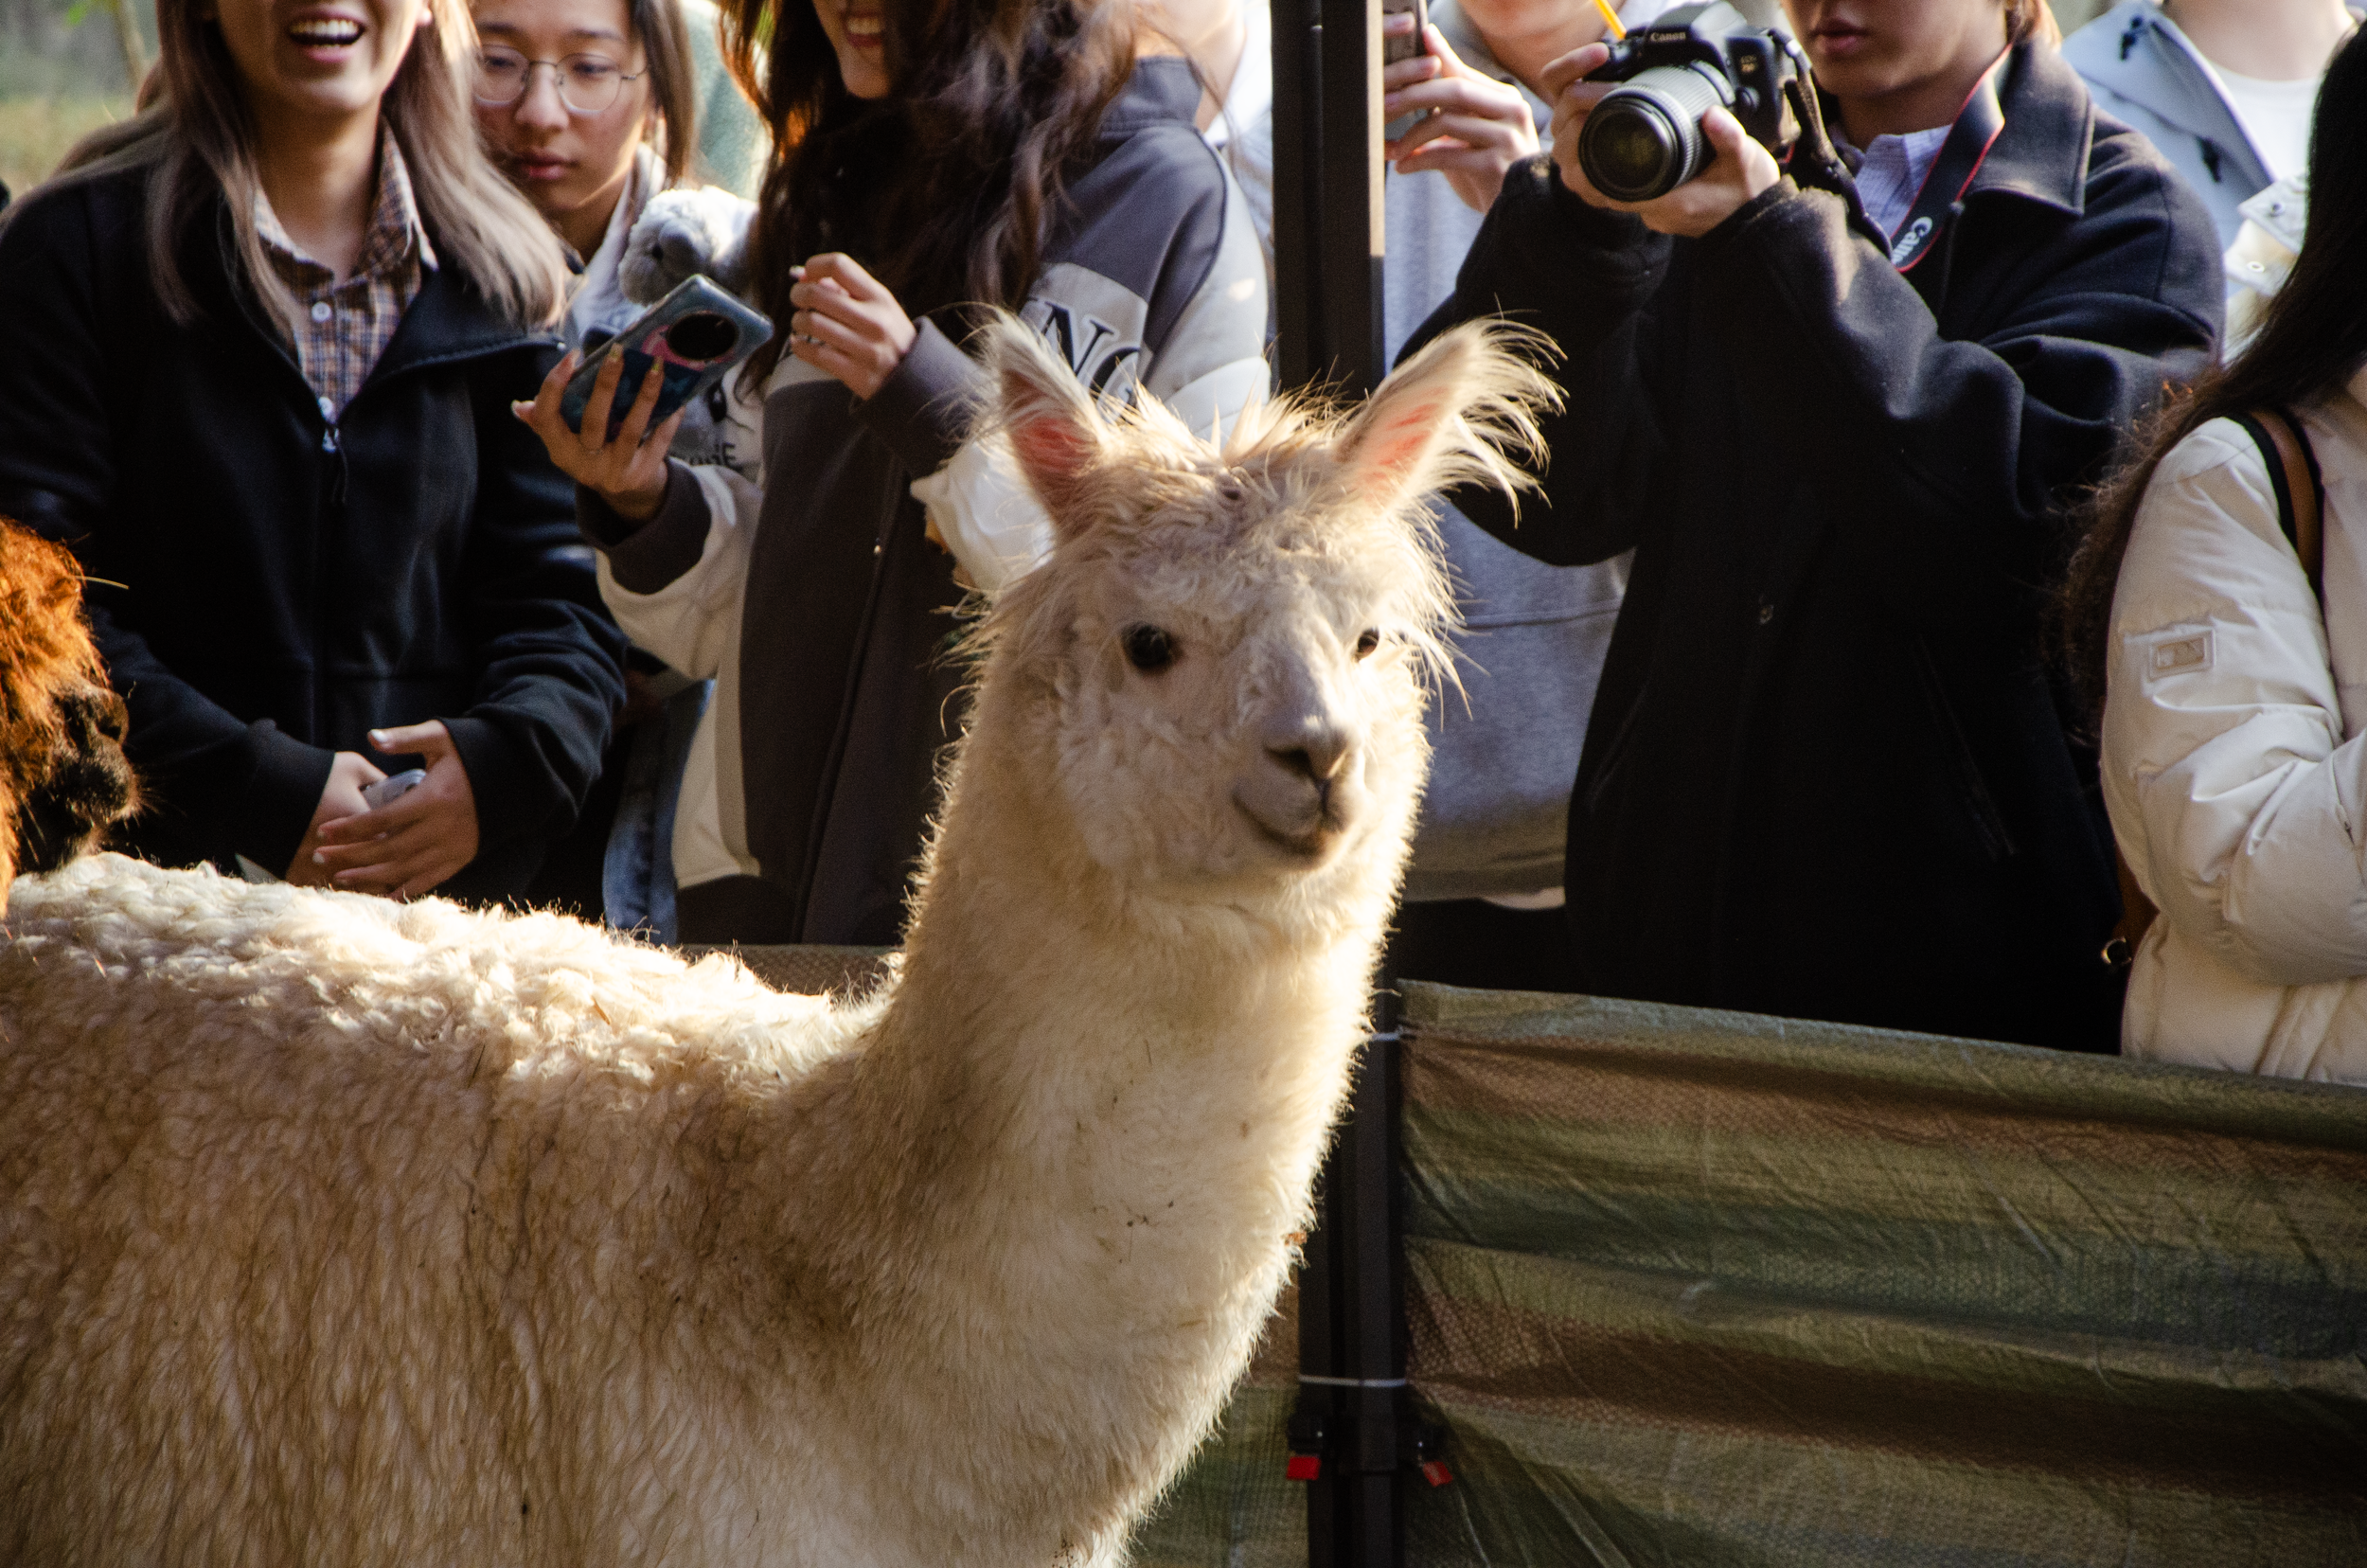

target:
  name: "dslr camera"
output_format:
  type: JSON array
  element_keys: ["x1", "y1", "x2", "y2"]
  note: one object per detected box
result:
[{"x1": 1576, "y1": 2, "x2": 1804, "y2": 203}]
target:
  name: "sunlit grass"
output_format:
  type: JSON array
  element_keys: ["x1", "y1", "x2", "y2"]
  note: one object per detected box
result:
[{"x1": 0, "y1": 95, "x2": 133, "y2": 200}]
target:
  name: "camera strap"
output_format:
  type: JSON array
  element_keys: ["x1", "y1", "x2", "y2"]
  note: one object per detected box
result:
[{"x1": 1885, "y1": 56, "x2": 2007, "y2": 274}]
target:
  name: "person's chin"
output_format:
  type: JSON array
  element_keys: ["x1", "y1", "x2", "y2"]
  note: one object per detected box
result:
[
  {"x1": 836, "y1": 47, "x2": 890, "y2": 98},
  {"x1": 1806, "y1": 54, "x2": 1894, "y2": 102}
]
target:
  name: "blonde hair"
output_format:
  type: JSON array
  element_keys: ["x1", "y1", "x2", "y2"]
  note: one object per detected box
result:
[{"x1": 44, "y1": 0, "x2": 567, "y2": 339}]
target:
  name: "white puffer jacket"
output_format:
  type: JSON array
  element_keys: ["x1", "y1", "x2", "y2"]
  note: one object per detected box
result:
[{"x1": 2103, "y1": 363, "x2": 2367, "y2": 1081}]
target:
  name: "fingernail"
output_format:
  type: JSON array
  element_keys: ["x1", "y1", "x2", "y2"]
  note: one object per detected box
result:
[{"x1": 312, "y1": 850, "x2": 326, "y2": 864}]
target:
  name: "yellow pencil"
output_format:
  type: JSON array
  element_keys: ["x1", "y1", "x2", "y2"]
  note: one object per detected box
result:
[{"x1": 1593, "y1": 0, "x2": 1626, "y2": 39}]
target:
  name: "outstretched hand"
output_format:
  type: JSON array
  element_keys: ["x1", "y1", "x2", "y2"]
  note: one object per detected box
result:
[
  {"x1": 513, "y1": 344, "x2": 689, "y2": 525},
  {"x1": 1382, "y1": 20, "x2": 1539, "y2": 214},
  {"x1": 1542, "y1": 42, "x2": 1780, "y2": 238},
  {"x1": 790, "y1": 254, "x2": 917, "y2": 401},
  {"x1": 309, "y1": 721, "x2": 480, "y2": 900}
]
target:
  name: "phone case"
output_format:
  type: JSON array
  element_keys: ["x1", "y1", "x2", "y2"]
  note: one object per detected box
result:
[
  {"x1": 1381, "y1": 0, "x2": 1428, "y2": 65},
  {"x1": 560, "y1": 276, "x2": 774, "y2": 442}
]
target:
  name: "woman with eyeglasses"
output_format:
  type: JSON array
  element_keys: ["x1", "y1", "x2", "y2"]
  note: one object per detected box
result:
[
  {"x1": 472, "y1": 0, "x2": 752, "y2": 356},
  {"x1": 468, "y1": 0, "x2": 761, "y2": 931},
  {"x1": 0, "y1": 0, "x2": 626, "y2": 902}
]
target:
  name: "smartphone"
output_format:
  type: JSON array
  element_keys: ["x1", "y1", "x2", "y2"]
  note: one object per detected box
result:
[
  {"x1": 1381, "y1": 0, "x2": 1429, "y2": 66},
  {"x1": 560, "y1": 276, "x2": 774, "y2": 443},
  {"x1": 362, "y1": 769, "x2": 426, "y2": 811}
]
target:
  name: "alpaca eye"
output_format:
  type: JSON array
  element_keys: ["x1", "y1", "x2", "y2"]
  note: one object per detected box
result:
[
  {"x1": 1354, "y1": 629, "x2": 1380, "y2": 660},
  {"x1": 1123, "y1": 624, "x2": 1177, "y2": 673}
]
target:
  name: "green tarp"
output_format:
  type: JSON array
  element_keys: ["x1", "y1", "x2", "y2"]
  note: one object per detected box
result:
[
  {"x1": 714, "y1": 952, "x2": 2367, "y2": 1563},
  {"x1": 1141, "y1": 984, "x2": 2367, "y2": 1566}
]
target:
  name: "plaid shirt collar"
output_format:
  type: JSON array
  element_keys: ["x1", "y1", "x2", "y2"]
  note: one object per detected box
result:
[
  {"x1": 253, "y1": 125, "x2": 439, "y2": 285},
  {"x1": 254, "y1": 127, "x2": 439, "y2": 416}
]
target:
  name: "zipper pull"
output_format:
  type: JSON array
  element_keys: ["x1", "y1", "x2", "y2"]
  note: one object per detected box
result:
[{"x1": 321, "y1": 425, "x2": 338, "y2": 454}]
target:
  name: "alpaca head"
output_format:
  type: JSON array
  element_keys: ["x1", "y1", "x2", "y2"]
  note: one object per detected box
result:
[
  {"x1": 0, "y1": 520, "x2": 138, "y2": 900},
  {"x1": 961, "y1": 317, "x2": 1556, "y2": 931}
]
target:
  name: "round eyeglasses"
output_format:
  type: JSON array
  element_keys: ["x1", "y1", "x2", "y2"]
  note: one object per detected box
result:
[{"x1": 473, "y1": 47, "x2": 647, "y2": 115}]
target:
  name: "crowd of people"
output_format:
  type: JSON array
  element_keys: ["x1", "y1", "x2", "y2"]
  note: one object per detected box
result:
[{"x1": 0, "y1": 0, "x2": 2360, "y2": 1076}]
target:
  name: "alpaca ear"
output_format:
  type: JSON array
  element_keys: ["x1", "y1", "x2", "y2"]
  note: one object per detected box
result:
[
  {"x1": 978, "y1": 314, "x2": 1109, "y2": 525},
  {"x1": 1333, "y1": 321, "x2": 1561, "y2": 515}
]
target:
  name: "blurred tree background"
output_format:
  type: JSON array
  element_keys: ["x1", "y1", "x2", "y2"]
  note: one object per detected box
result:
[{"x1": 0, "y1": 0, "x2": 152, "y2": 197}]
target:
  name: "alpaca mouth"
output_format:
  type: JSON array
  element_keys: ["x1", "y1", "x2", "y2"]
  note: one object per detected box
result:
[
  {"x1": 1235, "y1": 796, "x2": 1342, "y2": 862},
  {"x1": 12, "y1": 683, "x2": 138, "y2": 876}
]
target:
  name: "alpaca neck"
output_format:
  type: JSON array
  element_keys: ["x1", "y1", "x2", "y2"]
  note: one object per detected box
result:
[
  {"x1": 785, "y1": 711, "x2": 1389, "y2": 1522},
  {"x1": 879, "y1": 729, "x2": 1377, "y2": 1255}
]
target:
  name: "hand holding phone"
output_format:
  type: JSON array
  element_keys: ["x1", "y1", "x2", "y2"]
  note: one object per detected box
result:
[
  {"x1": 1381, "y1": 0, "x2": 1429, "y2": 66},
  {"x1": 514, "y1": 276, "x2": 770, "y2": 524},
  {"x1": 362, "y1": 770, "x2": 427, "y2": 811},
  {"x1": 558, "y1": 276, "x2": 773, "y2": 441},
  {"x1": 1382, "y1": 19, "x2": 1543, "y2": 214}
]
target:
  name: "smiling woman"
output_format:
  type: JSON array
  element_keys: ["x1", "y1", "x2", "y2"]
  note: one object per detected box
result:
[{"x1": 0, "y1": 0, "x2": 627, "y2": 901}]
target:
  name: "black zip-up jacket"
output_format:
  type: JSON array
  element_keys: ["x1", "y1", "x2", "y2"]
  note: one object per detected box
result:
[
  {"x1": 1417, "y1": 41, "x2": 2220, "y2": 1050},
  {"x1": 0, "y1": 168, "x2": 624, "y2": 899}
]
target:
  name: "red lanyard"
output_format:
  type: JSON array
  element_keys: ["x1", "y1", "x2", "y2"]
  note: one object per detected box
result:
[{"x1": 1885, "y1": 55, "x2": 2008, "y2": 272}]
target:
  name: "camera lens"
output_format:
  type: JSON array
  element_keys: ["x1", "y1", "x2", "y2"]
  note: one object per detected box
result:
[
  {"x1": 664, "y1": 312, "x2": 739, "y2": 363},
  {"x1": 1578, "y1": 62, "x2": 1728, "y2": 203},
  {"x1": 1583, "y1": 100, "x2": 1686, "y2": 201}
]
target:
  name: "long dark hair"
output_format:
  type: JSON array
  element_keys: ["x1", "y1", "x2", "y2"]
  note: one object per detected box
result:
[
  {"x1": 721, "y1": 0, "x2": 1135, "y2": 389},
  {"x1": 2058, "y1": 25, "x2": 2367, "y2": 714}
]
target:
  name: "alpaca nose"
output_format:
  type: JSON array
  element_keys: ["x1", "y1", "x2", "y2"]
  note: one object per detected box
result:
[
  {"x1": 68, "y1": 682, "x2": 128, "y2": 745},
  {"x1": 1266, "y1": 722, "x2": 1353, "y2": 790},
  {"x1": 1233, "y1": 662, "x2": 1367, "y2": 857},
  {"x1": 1256, "y1": 704, "x2": 1360, "y2": 817}
]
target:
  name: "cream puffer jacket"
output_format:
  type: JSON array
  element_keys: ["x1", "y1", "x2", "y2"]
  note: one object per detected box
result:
[{"x1": 2103, "y1": 363, "x2": 2367, "y2": 1081}]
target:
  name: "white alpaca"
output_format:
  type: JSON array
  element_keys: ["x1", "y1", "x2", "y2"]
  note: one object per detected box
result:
[{"x1": 0, "y1": 318, "x2": 1551, "y2": 1566}]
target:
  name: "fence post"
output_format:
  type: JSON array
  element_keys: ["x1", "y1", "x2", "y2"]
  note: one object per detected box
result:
[
  {"x1": 1293, "y1": 993, "x2": 1407, "y2": 1568},
  {"x1": 1272, "y1": 0, "x2": 1385, "y2": 399},
  {"x1": 1272, "y1": 0, "x2": 1392, "y2": 1560}
]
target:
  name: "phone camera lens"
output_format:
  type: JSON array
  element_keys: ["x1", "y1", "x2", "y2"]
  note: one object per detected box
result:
[{"x1": 664, "y1": 312, "x2": 739, "y2": 363}]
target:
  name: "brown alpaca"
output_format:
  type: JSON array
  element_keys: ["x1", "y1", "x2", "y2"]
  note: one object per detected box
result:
[{"x1": 0, "y1": 517, "x2": 137, "y2": 897}]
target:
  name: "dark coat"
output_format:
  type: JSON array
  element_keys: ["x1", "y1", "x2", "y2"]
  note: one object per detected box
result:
[
  {"x1": 1418, "y1": 41, "x2": 2221, "y2": 1049},
  {"x1": 584, "y1": 59, "x2": 1263, "y2": 946},
  {"x1": 0, "y1": 167, "x2": 624, "y2": 900}
]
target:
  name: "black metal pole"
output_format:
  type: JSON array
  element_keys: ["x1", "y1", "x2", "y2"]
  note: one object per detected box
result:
[
  {"x1": 1270, "y1": 0, "x2": 1384, "y2": 397},
  {"x1": 1292, "y1": 1013, "x2": 1406, "y2": 1568},
  {"x1": 1269, "y1": 0, "x2": 1322, "y2": 392},
  {"x1": 1314, "y1": 0, "x2": 1385, "y2": 397},
  {"x1": 1344, "y1": 1001, "x2": 1408, "y2": 1568},
  {"x1": 1275, "y1": 0, "x2": 1397, "y2": 1561}
]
